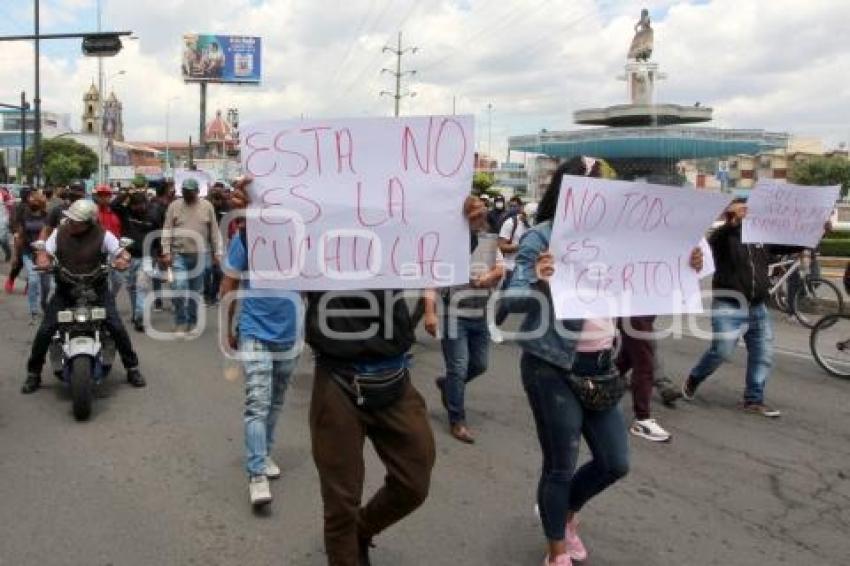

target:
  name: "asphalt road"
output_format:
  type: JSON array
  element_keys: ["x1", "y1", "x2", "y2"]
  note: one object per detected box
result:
[{"x1": 1, "y1": 281, "x2": 849, "y2": 566}]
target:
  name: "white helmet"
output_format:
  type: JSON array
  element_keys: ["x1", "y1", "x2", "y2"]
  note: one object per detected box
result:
[{"x1": 62, "y1": 199, "x2": 98, "y2": 223}]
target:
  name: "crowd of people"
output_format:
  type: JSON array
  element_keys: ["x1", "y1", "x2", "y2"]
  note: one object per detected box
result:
[{"x1": 2, "y1": 152, "x2": 821, "y2": 566}]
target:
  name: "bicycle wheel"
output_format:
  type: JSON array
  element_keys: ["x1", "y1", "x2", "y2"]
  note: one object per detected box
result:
[
  {"x1": 792, "y1": 277, "x2": 844, "y2": 328},
  {"x1": 768, "y1": 268, "x2": 789, "y2": 311},
  {"x1": 810, "y1": 314, "x2": 850, "y2": 379}
]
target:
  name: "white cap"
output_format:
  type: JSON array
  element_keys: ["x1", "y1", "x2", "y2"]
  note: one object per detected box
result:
[{"x1": 63, "y1": 199, "x2": 98, "y2": 223}]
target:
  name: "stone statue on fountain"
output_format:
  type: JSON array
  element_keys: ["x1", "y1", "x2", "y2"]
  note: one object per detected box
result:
[{"x1": 628, "y1": 9, "x2": 654, "y2": 62}]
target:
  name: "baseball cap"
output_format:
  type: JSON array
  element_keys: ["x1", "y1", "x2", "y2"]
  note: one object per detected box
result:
[
  {"x1": 181, "y1": 178, "x2": 200, "y2": 191},
  {"x1": 94, "y1": 184, "x2": 113, "y2": 195},
  {"x1": 63, "y1": 199, "x2": 98, "y2": 223}
]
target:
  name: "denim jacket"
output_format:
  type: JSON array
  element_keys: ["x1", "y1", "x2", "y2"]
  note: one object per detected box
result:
[{"x1": 504, "y1": 221, "x2": 582, "y2": 371}]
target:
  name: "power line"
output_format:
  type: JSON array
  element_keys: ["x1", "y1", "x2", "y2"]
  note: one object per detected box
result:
[
  {"x1": 379, "y1": 31, "x2": 417, "y2": 117},
  {"x1": 328, "y1": 0, "x2": 378, "y2": 87},
  {"x1": 335, "y1": 1, "x2": 414, "y2": 106}
]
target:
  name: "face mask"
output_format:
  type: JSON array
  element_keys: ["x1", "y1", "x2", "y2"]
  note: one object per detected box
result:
[
  {"x1": 183, "y1": 190, "x2": 198, "y2": 203},
  {"x1": 495, "y1": 202, "x2": 504, "y2": 210}
]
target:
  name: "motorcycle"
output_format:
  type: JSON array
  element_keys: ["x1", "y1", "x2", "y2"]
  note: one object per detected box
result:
[{"x1": 34, "y1": 238, "x2": 131, "y2": 421}]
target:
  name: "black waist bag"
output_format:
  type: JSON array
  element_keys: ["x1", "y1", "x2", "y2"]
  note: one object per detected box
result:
[
  {"x1": 565, "y1": 355, "x2": 627, "y2": 412},
  {"x1": 330, "y1": 367, "x2": 410, "y2": 411}
]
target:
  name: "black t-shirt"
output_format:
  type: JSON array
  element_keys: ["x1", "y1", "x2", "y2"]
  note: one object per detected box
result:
[
  {"x1": 46, "y1": 203, "x2": 67, "y2": 229},
  {"x1": 305, "y1": 290, "x2": 417, "y2": 367},
  {"x1": 19, "y1": 208, "x2": 47, "y2": 252}
]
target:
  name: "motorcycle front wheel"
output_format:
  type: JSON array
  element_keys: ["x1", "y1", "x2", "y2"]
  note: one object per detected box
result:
[{"x1": 70, "y1": 356, "x2": 93, "y2": 421}]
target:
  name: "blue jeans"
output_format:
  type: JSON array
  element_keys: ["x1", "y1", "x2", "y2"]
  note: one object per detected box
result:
[
  {"x1": 240, "y1": 336, "x2": 299, "y2": 477},
  {"x1": 172, "y1": 253, "x2": 207, "y2": 326},
  {"x1": 521, "y1": 351, "x2": 630, "y2": 542},
  {"x1": 689, "y1": 298, "x2": 774, "y2": 404},
  {"x1": 440, "y1": 316, "x2": 490, "y2": 424},
  {"x1": 21, "y1": 254, "x2": 51, "y2": 316},
  {"x1": 114, "y1": 258, "x2": 147, "y2": 322}
]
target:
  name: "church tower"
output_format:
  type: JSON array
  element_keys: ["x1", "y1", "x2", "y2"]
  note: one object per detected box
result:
[
  {"x1": 82, "y1": 82, "x2": 101, "y2": 135},
  {"x1": 103, "y1": 91, "x2": 125, "y2": 142}
]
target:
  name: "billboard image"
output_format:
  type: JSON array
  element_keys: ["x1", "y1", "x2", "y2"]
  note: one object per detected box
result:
[{"x1": 182, "y1": 34, "x2": 261, "y2": 83}]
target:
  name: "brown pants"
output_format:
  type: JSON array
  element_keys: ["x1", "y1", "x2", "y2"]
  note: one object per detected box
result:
[
  {"x1": 617, "y1": 315, "x2": 656, "y2": 420},
  {"x1": 310, "y1": 365, "x2": 436, "y2": 566}
]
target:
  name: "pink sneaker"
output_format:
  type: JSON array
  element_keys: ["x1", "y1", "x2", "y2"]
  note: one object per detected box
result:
[
  {"x1": 565, "y1": 517, "x2": 588, "y2": 561},
  {"x1": 543, "y1": 554, "x2": 572, "y2": 566}
]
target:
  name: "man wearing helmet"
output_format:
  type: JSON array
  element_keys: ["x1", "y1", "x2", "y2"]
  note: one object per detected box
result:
[{"x1": 21, "y1": 199, "x2": 146, "y2": 394}]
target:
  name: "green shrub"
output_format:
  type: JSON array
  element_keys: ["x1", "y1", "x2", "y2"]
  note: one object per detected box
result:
[
  {"x1": 817, "y1": 239, "x2": 850, "y2": 257},
  {"x1": 826, "y1": 230, "x2": 850, "y2": 240}
]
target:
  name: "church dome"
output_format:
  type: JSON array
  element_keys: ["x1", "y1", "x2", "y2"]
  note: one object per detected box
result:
[{"x1": 206, "y1": 110, "x2": 232, "y2": 141}]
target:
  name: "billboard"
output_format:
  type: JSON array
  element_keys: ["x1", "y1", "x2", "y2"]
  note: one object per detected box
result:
[{"x1": 182, "y1": 34, "x2": 261, "y2": 84}]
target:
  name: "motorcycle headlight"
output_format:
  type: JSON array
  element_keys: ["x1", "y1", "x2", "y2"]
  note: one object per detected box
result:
[
  {"x1": 74, "y1": 307, "x2": 90, "y2": 323},
  {"x1": 57, "y1": 310, "x2": 73, "y2": 323},
  {"x1": 91, "y1": 307, "x2": 106, "y2": 321}
]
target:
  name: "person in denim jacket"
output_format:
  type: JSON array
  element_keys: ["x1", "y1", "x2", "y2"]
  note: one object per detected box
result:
[{"x1": 503, "y1": 157, "x2": 628, "y2": 566}]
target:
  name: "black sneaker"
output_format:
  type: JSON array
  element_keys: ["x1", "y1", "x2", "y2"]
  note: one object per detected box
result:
[
  {"x1": 358, "y1": 537, "x2": 374, "y2": 566},
  {"x1": 127, "y1": 368, "x2": 146, "y2": 388},
  {"x1": 133, "y1": 319, "x2": 144, "y2": 333},
  {"x1": 21, "y1": 372, "x2": 41, "y2": 394},
  {"x1": 681, "y1": 376, "x2": 698, "y2": 401}
]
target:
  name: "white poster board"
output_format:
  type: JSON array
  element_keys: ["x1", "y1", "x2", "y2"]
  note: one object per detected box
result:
[
  {"x1": 742, "y1": 181, "x2": 840, "y2": 248},
  {"x1": 241, "y1": 115, "x2": 474, "y2": 290},
  {"x1": 549, "y1": 176, "x2": 731, "y2": 319},
  {"x1": 174, "y1": 169, "x2": 214, "y2": 197}
]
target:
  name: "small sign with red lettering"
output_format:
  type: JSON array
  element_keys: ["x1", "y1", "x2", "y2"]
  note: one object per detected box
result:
[
  {"x1": 549, "y1": 176, "x2": 731, "y2": 319},
  {"x1": 241, "y1": 115, "x2": 474, "y2": 290},
  {"x1": 743, "y1": 181, "x2": 840, "y2": 248}
]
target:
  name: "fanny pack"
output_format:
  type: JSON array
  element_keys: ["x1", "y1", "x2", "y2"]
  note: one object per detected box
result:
[
  {"x1": 565, "y1": 352, "x2": 627, "y2": 411},
  {"x1": 329, "y1": 367, "x2": 410, "y2": 411}
]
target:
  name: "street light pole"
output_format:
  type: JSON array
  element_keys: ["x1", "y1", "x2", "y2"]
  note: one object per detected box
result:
[
  {"x1": 165, "y1": 96, "x2": 179, "y2": 170},
  {"x1": 34, "y1": 0, "x2": 42, "y2": 187},
  {"x1": 96, "y1": 0, "x2": 104, "y2": 184},
  {"x1": 487, "y1": 103, "x2": 493, "y2": 158}
]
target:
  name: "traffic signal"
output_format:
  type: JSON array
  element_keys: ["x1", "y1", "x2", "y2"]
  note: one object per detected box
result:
[{"x1": 82, "y1": 34, "x2": 123, "y2": 57}]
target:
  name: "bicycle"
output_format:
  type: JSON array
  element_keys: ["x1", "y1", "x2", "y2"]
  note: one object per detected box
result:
[
  {"x1": 810, "y1": 313, "x2": 850, "y2": 379},
  {"x1": 767, "y1": 251, "x2": 844, "y2": 329}
]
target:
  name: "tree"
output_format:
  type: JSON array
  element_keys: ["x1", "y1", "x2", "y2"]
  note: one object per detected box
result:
[
  {"x1": 22, "y1": 138, "x2": 98, "y2": 185},
  {"x1": 43, "y1": 154, "x2": 83, "y2": 187},
  {"x1": 790, "y1": 156, "x2": 850, "y2": 198},
  {"x1": 472, "y1": 171, "x2": 494, "y2": 194}
]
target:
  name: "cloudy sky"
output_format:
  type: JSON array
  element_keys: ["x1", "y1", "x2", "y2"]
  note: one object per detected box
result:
[{"x1": 0, "y1": 0, "x2": 848, "y2": 159}]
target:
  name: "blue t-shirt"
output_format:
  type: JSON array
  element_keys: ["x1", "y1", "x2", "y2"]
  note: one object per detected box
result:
[{"x1": 226, "y1": 234, "x2": 302, "y2": 345}]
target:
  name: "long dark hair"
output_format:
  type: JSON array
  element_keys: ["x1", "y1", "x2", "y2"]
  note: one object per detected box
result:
[{"x1": 536, "y1": 156, "x2": 602, "y2": 223}]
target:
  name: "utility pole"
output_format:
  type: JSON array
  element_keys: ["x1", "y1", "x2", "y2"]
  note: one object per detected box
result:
[{"x1": 380, "y1": 32, "x2": 417, "y2": 117}]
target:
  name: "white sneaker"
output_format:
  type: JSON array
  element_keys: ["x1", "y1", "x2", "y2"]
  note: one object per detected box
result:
[
  {"x1": 264, "y1": 456, "x2": 281, "y2": 479},
  {"x1": 629, "y1": 418, "x2": 672, "y2": 442},
  {"x1": 249, "y1": 475, "x2": 272, "y2": 507}
]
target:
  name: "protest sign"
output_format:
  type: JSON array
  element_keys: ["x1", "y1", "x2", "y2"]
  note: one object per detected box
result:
[
  {"x1": 174, "y1": 169, "x2": 214, "y2": 197},
  {"x1": 549, "y1": 176, "x2": 731, "y2": 319},
  {"x1": 241, "y1": 115, "x2": 474, "y2": 290},
  {"x1": 742, "y1": 181, "x2": 840, "y2": 248}
]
